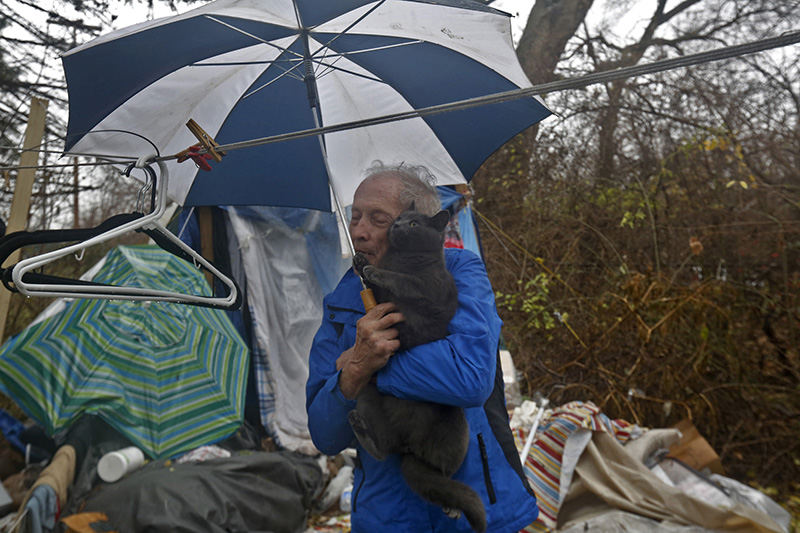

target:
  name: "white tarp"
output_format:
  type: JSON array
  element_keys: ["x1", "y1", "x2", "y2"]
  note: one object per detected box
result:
[{"x1": 227, "y1": 206, "x2": 348, "y2": 453}]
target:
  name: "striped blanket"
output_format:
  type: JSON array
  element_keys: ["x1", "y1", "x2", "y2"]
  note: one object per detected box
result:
[{"x1": 515, "y1": 401, "x2": 636, "y2": 531}]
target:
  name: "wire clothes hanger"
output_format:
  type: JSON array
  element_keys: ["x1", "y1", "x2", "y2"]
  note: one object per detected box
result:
[{"x1": 0, "y1": 156, "x2": 240, "y2": 310}]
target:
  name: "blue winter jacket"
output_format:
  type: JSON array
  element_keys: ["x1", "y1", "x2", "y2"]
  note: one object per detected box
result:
[{"x1": 306, "y1": 248, "x2": 538, "y2": 532}]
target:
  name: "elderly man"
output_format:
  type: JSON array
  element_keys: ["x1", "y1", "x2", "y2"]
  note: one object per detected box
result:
[{"x1": 306, "y1": 163, "x2": 538, "y2": 532}]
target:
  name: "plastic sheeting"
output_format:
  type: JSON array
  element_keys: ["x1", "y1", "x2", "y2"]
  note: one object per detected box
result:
[
  {"x1": 558, "y1": 509, "x2": 711, "y2": 532},
  {"x1": 438, "y1": 186, "x2": 481, "y2": 257},
  {"x1": 227, "y1": 207, "x2": 349, "y2": 453},
  {"x1": 558, "y1": 431, "x2": 787, "y2": 532}
]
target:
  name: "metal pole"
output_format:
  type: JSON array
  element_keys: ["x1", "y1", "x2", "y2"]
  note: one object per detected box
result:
[
  {"x1": 301, "y1": 31, "x2": 374, "y2": 307},
  {"x1": 73, "y1": 157, "x2": 79, "y2": 228},
  {"x1": 310, "y1": 111, "x2": 355, "y2": 259}
]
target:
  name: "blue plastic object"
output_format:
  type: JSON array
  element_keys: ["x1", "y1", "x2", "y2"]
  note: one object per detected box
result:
[{"x1": 0, "y1": 407, "x2": 25, "y2": 452}]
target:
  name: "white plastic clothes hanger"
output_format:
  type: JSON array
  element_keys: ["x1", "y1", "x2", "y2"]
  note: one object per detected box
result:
[{"x1": 7, "y1": 157, "x2": 239, "y2": 309}]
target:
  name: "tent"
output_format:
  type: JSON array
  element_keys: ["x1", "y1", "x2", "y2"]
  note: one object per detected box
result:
[{"x1": 173, "y1": 185, "x2": 482, "y2": 453}]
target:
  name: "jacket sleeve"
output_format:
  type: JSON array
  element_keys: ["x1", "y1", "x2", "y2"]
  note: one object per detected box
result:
[
  {"x1": 375, "y1": 250, "x2": 501, "y2": 408},
  {"x1": 305, "y1": 300, "x2": 357, "y2": 456}
]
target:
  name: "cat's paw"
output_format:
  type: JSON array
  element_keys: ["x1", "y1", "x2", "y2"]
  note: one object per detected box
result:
[
  {"x1": 348, "y1": 410, "x2": 387, "y2": 461},
  {"x1": 360, "y1": 265, "x2": 376, "y2": 282},
  {"x1": 442, "y1": 507, "x2": 462, "y2": 520},
  {"x1": 352, "y1": 253, "x2": 369, "y2": 275}
]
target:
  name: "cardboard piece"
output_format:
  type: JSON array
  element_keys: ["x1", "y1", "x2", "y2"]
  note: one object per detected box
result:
[{"x1": 667, "y1": 419, "x2": 725, "y2": 474}]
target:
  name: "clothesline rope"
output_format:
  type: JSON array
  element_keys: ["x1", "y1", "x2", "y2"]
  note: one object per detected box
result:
[
  {"x1": 189, "y1": 30, "x2": 800, "y2": 160},
  {"x1": 0, "y1": 29, "x2": 798, "y2": 171}
]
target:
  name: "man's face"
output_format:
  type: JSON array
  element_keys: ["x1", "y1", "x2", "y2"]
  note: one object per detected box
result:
[{"x1": 349, "y1": 174, "x2": 406, "y2": 266}]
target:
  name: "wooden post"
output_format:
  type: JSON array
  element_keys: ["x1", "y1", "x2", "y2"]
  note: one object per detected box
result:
[
  {"x1": 197, "y1": 206, "x2": 215, "y2": 291},
  {"x1": 0, "y1": 97, "x2": 48, "y2": 341}
]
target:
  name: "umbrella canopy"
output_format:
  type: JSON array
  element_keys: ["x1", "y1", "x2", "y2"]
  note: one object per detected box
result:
[
  {"x1": 0, "y1": 245, "x2": 249, "y2": 459},
  {"x1": 62, "y1": 0, "x2": 551, "y2": 211}
]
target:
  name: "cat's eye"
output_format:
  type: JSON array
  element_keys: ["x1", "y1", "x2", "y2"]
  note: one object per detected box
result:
[{"x1": 409, "y1": 221, "x2": 418, "y2": 227}]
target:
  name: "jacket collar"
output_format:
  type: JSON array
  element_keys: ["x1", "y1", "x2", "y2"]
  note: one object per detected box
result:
[{"x1": 326, "y1": 268, "x2": 365, "y2": 313}]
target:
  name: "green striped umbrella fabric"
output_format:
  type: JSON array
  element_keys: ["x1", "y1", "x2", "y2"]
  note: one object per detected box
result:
[{"x1": 0, "y1": 245, "x2": 249, "y2": 459}]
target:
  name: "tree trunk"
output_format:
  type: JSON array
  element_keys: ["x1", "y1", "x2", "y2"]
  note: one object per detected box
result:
[
  {"x1": 513, "y1": 0, "x2": 595, "y2": 151},
  {"x1": 473, "y1": 0, "x2": 595, "y2": 233},
  {"x1": 597, "y1": 81, "x2": 623, "y2": 179},
  {"x1": 516, "y1": 0, "x2": 595, "y2": 85}
]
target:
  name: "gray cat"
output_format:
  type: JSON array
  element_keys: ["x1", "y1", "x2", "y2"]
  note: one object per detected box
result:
[{"x1": 349, "y1": 208, "x2": 487, "y2": 533}]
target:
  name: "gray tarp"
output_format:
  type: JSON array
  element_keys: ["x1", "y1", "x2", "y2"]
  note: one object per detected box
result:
[{"x1": 75, "y1": 451, "x2": 322, "y2": 533}]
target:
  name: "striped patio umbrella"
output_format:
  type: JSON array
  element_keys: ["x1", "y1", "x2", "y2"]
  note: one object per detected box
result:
[{"x1": 0, "y1": 245, "x2": 249, "y2": 459}]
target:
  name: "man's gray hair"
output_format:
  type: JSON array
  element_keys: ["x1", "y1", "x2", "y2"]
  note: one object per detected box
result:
[{"x1": 362, "y1": 161, "x2": 441, "y2": 216}]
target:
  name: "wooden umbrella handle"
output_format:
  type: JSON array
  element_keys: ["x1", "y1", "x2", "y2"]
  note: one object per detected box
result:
[{"x1": 360, "y1": 288, "x2": 376, "y2": 311}]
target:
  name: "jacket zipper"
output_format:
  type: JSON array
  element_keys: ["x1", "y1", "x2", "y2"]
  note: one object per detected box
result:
[
  {"x1": 477, "y1": 433, "x2": 497, "y2": 504},
  {"x1": 352, "y1": 455, "x2": 365, "y2": 513}
]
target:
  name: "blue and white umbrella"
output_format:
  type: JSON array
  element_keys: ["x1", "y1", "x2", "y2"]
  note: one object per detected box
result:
[{"x1": 62, "y1": 0, "x2": 551, "y2": 212}]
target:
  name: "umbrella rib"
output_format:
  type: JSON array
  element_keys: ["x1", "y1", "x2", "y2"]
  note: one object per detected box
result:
[
  {"x1": 242, "y1": 61, "x2": 306, "y2": 99},
  {"x1": 314, "y1": 58, "x2": 384, "y2": 84},
  {"x1": 314, "y1": 40, "x2": 424, "y2": 80},
  {"x1": 318, "y1": 40, "x2": 424, "y2": 59},
  {"x1": 312, "y1": 37, "x2": 337, "y2": 78},
  {"x1": 203, "y1": 15, "x2": 303, "y2": 60},
  {"x1": 261, "y1": 59, "x2": 305, "y2": 82},
  {"x1": 311, "y1": 0, "x2": 389, "y2": 60},
  {"x1": 190, "y1": 58, "x2": 301, "y2": 69},
  {"x1": 290, "y1": 0, "x2": 304, "y2": 30}
]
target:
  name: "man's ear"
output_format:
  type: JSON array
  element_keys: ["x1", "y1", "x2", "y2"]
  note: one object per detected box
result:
[{"x1": 431, "y1": 210, "x2": 450, "y2": 232}]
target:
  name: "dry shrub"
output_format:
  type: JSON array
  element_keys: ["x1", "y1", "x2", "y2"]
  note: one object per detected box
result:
[{"x1": 472, "y1": 131, "x2": 800, "y2": 499}]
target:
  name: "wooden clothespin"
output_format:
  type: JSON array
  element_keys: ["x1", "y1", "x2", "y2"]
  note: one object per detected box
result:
[{"x1": 185, "y1": 119, "x2": 226, "y2": 162}]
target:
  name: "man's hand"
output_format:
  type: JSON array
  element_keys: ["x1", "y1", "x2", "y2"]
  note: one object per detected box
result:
[{"x1": 337, "y1": 302, "x2": 404, "y2": 399}]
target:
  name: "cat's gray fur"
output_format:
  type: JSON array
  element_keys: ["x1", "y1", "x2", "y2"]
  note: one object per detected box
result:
[{"x1": 349, "y1": 208, "x2": 486, "y2": 533}]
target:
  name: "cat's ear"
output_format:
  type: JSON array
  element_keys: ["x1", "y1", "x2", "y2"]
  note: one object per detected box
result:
[
  {"x1": 431, "y1": 210, "x2": 450, "y2": 232},
  {"x1": 408, "y1": 201, "x2": 417, "y2": 212}
]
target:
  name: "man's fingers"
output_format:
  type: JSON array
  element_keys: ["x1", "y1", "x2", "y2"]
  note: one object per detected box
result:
[
  {"x1": 373, "y1": 337, "x2": 401, "y2": 360},
  {"x1": 357, "y1": 305, "x2": 404, "y2": 334},
  {"x1": 367, "y1": 301, "x2": 397, "y2": 317},
  {"x1": 372, "y1": 304, "x2": 405, "y2": 328},
  {"x1": 377, "y1": 311, "x2": 405, "y2": 328},
  {"x1": 375, "y1": 326, "x2": 399, "y2": 341},
  {"x1": 353, "y1": 304, "x2": 403, "y2": 364},
  {"x1": 375, "y1": 329, "x2": 402, "y2": 359}
]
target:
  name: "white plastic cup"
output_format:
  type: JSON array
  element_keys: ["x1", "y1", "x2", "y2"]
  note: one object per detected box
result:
[
  {"x1": 339, "y1": 483, "x2": 353, "y2": 512},
  {"x1": 97, "y1": 446, "x2": 145, "y2": 482}
]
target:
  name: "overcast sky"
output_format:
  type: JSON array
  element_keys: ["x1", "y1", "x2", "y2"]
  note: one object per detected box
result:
[
  {"x1": 111, "y1": 0, "x2": 541, "y2": 41},
  {"x1": 108, "y1": 0, "x2": 655, "y2": 47},
  {"x1": 6, "y1": 0, "x2": 657, "y2": 61}
]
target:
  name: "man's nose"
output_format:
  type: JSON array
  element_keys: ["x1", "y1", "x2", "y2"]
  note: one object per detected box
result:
[{"x1": 350, "y1": 219, "x2": 369, "y2": 241}]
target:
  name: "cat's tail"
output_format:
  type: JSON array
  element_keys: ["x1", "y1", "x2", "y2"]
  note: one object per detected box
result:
[{"x1": 401, "y1": 455, "x2": 487, "y2": 533}]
